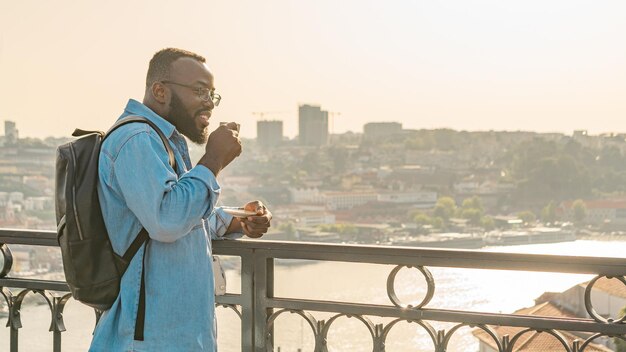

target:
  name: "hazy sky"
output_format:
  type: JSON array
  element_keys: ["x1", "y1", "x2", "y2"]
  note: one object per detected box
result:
[{"x1": 1, "y1": 1, "x2": 625, "y2": 139}]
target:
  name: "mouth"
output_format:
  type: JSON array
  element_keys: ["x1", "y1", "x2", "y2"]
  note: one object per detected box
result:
[{"x1": 196, "y1": 110, "x2": 212, "y2": 127}]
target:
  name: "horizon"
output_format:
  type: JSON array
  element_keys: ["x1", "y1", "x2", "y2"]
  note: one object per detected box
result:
[
  {"x1": 1, "y1": 1, "x2": 625, "y2": 140},
  {"x1": 3, "y1": 119, "x2": 619, "y2": 141}
]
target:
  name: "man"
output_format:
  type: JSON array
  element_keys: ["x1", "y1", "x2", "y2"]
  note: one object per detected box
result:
[{"x1": 89, "y1": 48, "x2": 271, "y2": 351}]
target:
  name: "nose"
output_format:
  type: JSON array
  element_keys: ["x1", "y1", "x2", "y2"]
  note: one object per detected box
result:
[{"x1": 203, "y1": 98, "x2": 215, "y2": 110}]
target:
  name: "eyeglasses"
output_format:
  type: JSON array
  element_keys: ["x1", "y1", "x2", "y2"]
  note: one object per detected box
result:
[{"x1": 161, "y1": 81, "x2": 221, "y2": 106}]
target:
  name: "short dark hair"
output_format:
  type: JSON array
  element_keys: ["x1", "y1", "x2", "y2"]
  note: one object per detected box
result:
[{"x1": 146, "y1": 48, "x2": 206, "y2": 87}]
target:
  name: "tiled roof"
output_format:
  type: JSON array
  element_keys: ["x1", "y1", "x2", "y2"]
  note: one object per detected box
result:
[
  {"x1": 515, "y1": 302, "x2": 578, "y2": 318},
  {"x1": 472, "y1": 302, "x2": 613, "y2": 352},
  {"x1": 580, "y1": 278, "x2": 626, "y2": 299}
]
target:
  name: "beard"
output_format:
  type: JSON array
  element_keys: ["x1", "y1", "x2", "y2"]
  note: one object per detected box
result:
[{"x1": 168, "y1": 92, "x2": 209, "y2": 144}]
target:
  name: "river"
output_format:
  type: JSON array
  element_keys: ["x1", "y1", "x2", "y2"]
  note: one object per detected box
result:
[{"x1": 1, "y1": 240, "x2": 624, "y2": 351}]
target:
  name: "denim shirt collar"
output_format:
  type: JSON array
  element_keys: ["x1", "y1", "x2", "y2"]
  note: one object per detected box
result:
[{"x1": 121, "y1": 99, "x2": 177, "y2": 139}]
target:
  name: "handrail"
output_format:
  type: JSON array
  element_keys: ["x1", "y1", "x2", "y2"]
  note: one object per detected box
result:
[
  {"x1": 1, "y1": 229, "x2": 625, "y2": 351},
  {"x1": 2, "y1": 229, "x2": 624, "y2": 274},
  {"x1": 215, "y1": 239, "x2": 626, "y2": 275}
]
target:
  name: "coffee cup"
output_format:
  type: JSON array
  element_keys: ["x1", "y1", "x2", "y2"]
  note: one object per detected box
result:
[{"x1": 220, "y1": 122, "x2": 240, "y2": 133}]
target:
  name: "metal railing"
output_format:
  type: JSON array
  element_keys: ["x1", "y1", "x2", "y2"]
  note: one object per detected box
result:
[{"x1": 1, "y1": 228, "x2": 626, "y2": 351}]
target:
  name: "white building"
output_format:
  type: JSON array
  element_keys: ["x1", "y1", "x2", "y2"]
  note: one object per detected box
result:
[
  {"x1": 289, "y1": 187, "x2": 324, "y2": 204},
  {"x1": 323, "y1": 191, "x2": 378, "y2": 210},
  {"x1": 556, "y1": 278, "x2": 626, "y2": 320},
  {"x1": 297, "y1": 212, "x2": 336, "y2": 227},
  {"x1": 9, "y1": 192, "x2": 24, "y2": 203},
  {"x1": 23, "y1": 196, "x2": 53, "y2": 211},
  {"x1": 377, "y1": 191, "x2": 437, "y2": 208}
]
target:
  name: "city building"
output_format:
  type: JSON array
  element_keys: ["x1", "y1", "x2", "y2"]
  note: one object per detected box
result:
[
  {"x1": 257, "y1": 120, "x2": 283, "y2": 148},
  {"x1": 298, "y1": 104, "x2": 328, "y2": 146},
  {"x1": 4, "y1": 120, "x2": 19, "y2": 145},
  {"x1": 363, "y1": 122, "x2": 402, "y2": 140},
  {"x1": 0, "y1": 120, "x2": 19, "y2": 146}
]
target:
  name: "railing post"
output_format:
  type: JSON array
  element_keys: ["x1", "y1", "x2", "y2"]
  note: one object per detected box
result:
[
  {"x1": 8, "y1": 292, "x2": 22, "y2": 352},
  {"x1": 373, "y1": 323, "x2": 385, "y2": 351},
  {"x1": 241, "y1": 248, "x2": 256, "y2": 351},
  {"x1": 436, "y1": 329, "x2": 446, "y2": 352},
  {"x1": 502, "y1": 334, "x2": 510, "y2": 352},
  {"x1": 267, "y1": 257, "x2": 274, "y2": 350},
  {"x1": 50, "y1": 293, "x2": 71, "y2": 352},
  {"x1": 572, "y1": 339, "x2": 580, "y2": 352},
  {"x1": 10, "y1": 326, "x2": 18, "y2": 352},
  {"x1": 254, "y1": 250, "x2": 274, "y2": 352},
  {"x1": 316, "y1": 320, "x2": 327, "y2": 352},
  {"x1": 53, "y1": 330, "x2": 61, "y2": 352}
]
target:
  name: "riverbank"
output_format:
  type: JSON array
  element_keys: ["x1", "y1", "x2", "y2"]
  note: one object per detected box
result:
[
  {"x1": 388, "y1": 227, "x2": 577, "y2": 249},
  {"x1": 576, "y1": 230, "x2": 626, "y2": 242}
]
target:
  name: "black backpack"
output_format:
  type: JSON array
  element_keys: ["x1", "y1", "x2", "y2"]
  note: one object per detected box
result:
[{"x1": 55, "y1": 116, "x2": 176, "y2": 316}]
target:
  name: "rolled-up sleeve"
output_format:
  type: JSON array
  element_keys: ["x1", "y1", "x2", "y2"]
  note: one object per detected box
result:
[
  {"x1": 111, "y1": 131, "x2": 221, "y2": 242},
  {"x1": 207, "y1": 207, "x2": 243, "y2": 240}
]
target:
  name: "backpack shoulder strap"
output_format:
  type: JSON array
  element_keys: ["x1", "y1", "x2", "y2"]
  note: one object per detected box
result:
[
  {"x1": 101, "y1": 116, "x2": 177, "y2": 341},
  {"x1": 122, "y1": 228, "x2": 149, "y2": 263},
  {"x1": 104, "y1": 116, "x2": 177, "y2": 170}
]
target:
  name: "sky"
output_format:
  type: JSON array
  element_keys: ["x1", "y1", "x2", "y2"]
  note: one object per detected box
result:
[{"x1": 1, "y1": 0, "x2": 625, "y2": 139}]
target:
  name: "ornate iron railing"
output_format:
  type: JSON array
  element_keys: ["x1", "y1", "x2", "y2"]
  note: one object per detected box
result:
[{"x1": 1, "y1": 228, "x2": 625, "y2": 351}]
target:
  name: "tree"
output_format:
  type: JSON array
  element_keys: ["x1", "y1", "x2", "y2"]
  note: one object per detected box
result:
[
  {"x1": 318, "y1": 224, "x2": 357, "y2": 235},
  {"x1": 481, "y1": 216, "x2": 495, "y2": 231},
  {"x1": 414, "y1": 213, "x2": 433, "y2": 226},
  {"x1": 541, "y1": 201, "x2": 558, "y2": 223},
  {"x1": 337, "y1": 224, "x2": 357, "y2": 235},
  {"x1": 431, "y1": 217, "x2": 445, "y2": 229},
  {"x1": 462, "y1": 196, "x2": 484, "y2": 213},
  {"x1": 509, "y1": 139, "x2": 592, "y2": 202},
  {"x1": 461, "y1": 208, "x2": 483, "y2": 226},
  {"x1": 460, "y1": 196, "x2": 484, "y2": 225},
  {"x1": 572, "y1": 199, "x2": 587, "y2": 225},
  {"x1": 278, "y1": 222, "x2": 297, "y2": 240},
  {"x1": 516, "y1": 211, "x2": 536, "y2": 225},
  {"x1": 318, "y1": 224, "x2": 335, "y2": 232},
  {"x1": 433, "y1": 197, "x2": 457, "y2": 221}
]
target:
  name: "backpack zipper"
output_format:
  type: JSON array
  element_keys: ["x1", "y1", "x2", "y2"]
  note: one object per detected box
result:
[{"x1": 69, "y1": 143, "x2": 85, "y2": 241}]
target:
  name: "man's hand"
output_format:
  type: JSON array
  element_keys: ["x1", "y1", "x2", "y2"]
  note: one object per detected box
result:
[
  {"x1": 240, "y1": 201, "x2": 272, "y2": 238},
  {"x1": 199, "y1": 122, "x2": 242, "y2": 176}
]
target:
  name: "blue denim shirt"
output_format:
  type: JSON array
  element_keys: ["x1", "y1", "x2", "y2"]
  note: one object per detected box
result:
[{"x1": 90, "y1": 99, "x2": 235, "y2": 352}]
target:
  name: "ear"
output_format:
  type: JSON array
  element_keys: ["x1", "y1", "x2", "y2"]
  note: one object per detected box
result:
[{"x1": 151, "y1": 82, "x2": 168, "y2": 104}]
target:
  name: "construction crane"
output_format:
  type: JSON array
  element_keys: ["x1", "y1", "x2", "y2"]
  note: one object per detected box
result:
[{"x1": 252, "y1": 111, "x2": 288, "y2": 120}]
